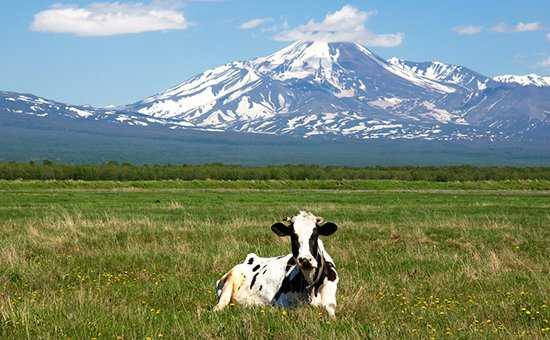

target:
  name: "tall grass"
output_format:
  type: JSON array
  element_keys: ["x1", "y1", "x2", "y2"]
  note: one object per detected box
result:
[{"x1": 0, "y1": 182, "x2": 549, "y2": 338}]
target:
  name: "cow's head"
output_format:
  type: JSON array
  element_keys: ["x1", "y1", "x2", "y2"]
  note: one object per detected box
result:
[{"x1": 271, "y1": 211, "x2": 337, "y2": 271}]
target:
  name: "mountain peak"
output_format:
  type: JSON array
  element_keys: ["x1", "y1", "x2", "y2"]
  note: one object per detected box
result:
[
  {"x1": 129, "y1": 40, "x2": 459, "y2": 122},
  {"x1": 493, "y1": 74, "x2": 550, "y2": 87},
  {"x1": 253, "y1": 40, "x2": 371, "y2": 71}
]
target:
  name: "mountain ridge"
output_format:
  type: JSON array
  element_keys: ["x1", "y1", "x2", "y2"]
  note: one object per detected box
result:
[{"x1": 2, "y1": 41, "x2": 549, "y2": 142}]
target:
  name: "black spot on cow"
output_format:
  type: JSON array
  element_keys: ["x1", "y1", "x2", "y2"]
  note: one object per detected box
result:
[
  {"x1": 247, "y1": 257, "x2": 254, "y2": 265},
  {"x1": 262, "y1": 269, "x2": 267, "y2": 275},
  {"x1": 252, "y1": 265, "x2": 260, "y2": 272},
  {"x1": 259, "y1": 285, "x2": 263, "y2": 291},
  {"x1": 308, "y1": 229, "x2": 319, "y2": 260},
  {"x1": 326, "y1": 262, "x2": 337, "y2": 282},
  {"x1": 250, "y1": 273, "x2": 259, "y2": 289},
  {"x1": 273, "y1": 268, "x2": 308, "y2": 302},
  {"x1": 285, "y1": 257, "x2": 296, "y2": 272},
  {"x1": 312, "y1": 260, "x2": 338, "y2": 296},
  {"x1": 290, "y1": 234, "x2": 299, "y2": 258}
]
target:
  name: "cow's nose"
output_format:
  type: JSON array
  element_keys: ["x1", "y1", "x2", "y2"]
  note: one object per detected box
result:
[{"x1": 297, "y1": 257, "x2": 314, "y2": 268}]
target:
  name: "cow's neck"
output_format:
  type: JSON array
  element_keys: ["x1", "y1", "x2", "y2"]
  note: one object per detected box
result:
[{"x1": 301, "y1": 241, "x2": 327, "y2": 287}]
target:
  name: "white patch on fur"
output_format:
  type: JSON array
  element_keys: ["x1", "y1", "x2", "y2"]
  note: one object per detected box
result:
[{"x1": 292, "y1": 211, "x2": 318, "y2": 268}]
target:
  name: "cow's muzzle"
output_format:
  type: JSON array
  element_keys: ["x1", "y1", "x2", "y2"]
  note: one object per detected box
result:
[{"x1": 297, "y1": 256, "x2": 317, "y2": 270}]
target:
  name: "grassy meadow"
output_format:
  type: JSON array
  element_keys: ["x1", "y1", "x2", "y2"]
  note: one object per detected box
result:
[{"x1": 0, "y1": 180, "x2": 549, "y2": 339}]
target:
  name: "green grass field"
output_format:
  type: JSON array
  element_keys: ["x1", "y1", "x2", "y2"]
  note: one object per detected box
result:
[{"x1": 0, "y1": 181, "x2": 549, "y2": 339}]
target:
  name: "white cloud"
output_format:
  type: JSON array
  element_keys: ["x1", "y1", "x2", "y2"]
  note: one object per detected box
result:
[
  {"x1": 273, "y1": 5, "x2": 403, "y2": 47},
  {"x1": 261, "y1": 19, "x2": 289, "y2": 33},
  {"x1": 539, "y1": 57, "x2": 550, "y2": 68},
  {"x1": 515, "y1": 22, "x2": 543, "y2": 32},
  {"x1": 452, "y1": 25, "x2": 482, "y2": 35},
  {"x1": 30, "y1": 1, "x2": 189, "y2": 37},
  {"x1": 491, "y1": 22, "x2": 543, "y2": 33},
  {"x1": 240, "y1": 18, "x2": 272, "y2": 30}
]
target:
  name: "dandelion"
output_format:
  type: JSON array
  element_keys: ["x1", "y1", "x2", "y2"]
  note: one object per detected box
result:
[{"x1": 282, "y1": 310, "x2": 287, "y2": 316}]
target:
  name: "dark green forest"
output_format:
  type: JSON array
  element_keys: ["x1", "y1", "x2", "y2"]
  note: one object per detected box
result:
[{"x1": 1, "y1": 161, "x2": 550, "y2": 181}]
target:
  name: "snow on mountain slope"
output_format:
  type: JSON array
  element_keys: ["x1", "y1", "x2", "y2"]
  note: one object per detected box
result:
[
  {"x1": 387, "y1": 57, "x2": 491, "y2": 91},
  {"x1": 493, "y1": 74, "x2": 550, "y2": 87},
  {"x1": 128, "y1": 41, "x2": 466, "y2": 137},
  {"x1": 3, "y1": 41, "x2": 549, "y2": 142},
  {"x1": 0, "y1": 91, "x2": 194, "y2": 129},
  {"x1": 254, "y1": 41, "x2": 456, "y2": 94},
  {"x1": 385, "y1": 59, "x2": 550, "y2": 136}
]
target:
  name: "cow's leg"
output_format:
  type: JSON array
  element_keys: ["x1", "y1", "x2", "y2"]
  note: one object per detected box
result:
[
  {"x1": 319, "y1": 279, "x2": 338, "y2": 318},
  {"x1": 214, "y1": 266, "x2": 246, "y2": 311},
  {"x1": 214, "y1": 272, "x2": 233, "y2": 311}
]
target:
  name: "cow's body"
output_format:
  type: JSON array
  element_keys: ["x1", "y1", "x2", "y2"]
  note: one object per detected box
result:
[{"x1": 214, "y1": 211, "x2": 339, "y2": 317}]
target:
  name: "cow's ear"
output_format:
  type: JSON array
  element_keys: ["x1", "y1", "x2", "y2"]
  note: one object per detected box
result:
[
  {"x1": 271, "y1": 223, "x2": 291, "y2": 237},
  {"x1": 317, "y1": 222, "x2": 337, "y2": 236}
]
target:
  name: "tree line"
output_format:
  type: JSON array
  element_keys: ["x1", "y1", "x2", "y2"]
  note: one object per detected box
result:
[{"x1": 0, "y1": 161, "x2": 549, "y2": 181}]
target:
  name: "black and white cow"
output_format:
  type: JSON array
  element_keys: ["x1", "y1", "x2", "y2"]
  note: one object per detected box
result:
[{"x1": 214, "y1": 211, "x2": 339, "y2": 317}]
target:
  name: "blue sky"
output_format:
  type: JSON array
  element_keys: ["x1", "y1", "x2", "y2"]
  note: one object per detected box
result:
[{"x1": 1, "y1": 0, "x2": 550, "y2": 106}]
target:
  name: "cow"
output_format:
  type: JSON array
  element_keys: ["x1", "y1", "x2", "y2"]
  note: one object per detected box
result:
[{"x1": 214, "y1": 211, "x2": 339, "y2": 317}]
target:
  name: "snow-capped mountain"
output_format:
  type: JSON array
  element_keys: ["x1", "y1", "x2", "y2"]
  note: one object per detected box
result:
[
  {"x1": 0, "y1": 91, "x2": 194, "y2": 129},
  {"x1": 129, "y1": 41, "x2": 460, "y2": 126},
  {"x1": 127, "y1": 41, "x2": 474, "y2": 140},
  {"x1": 2, "y1": 41, "x2": 549, "y2": 142},
  {"x1": 387, "y1": 58, "x2": 492, "y2": 92},
  {"x1": 1, "y1": 91, "x2": 97, "y2": 119},
  {"x1": 493, "y1": 74, "x2": 550, "y2": 87},
  {"x1": 126, "y1": 41, "x2": 548, "y2": 140}
]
